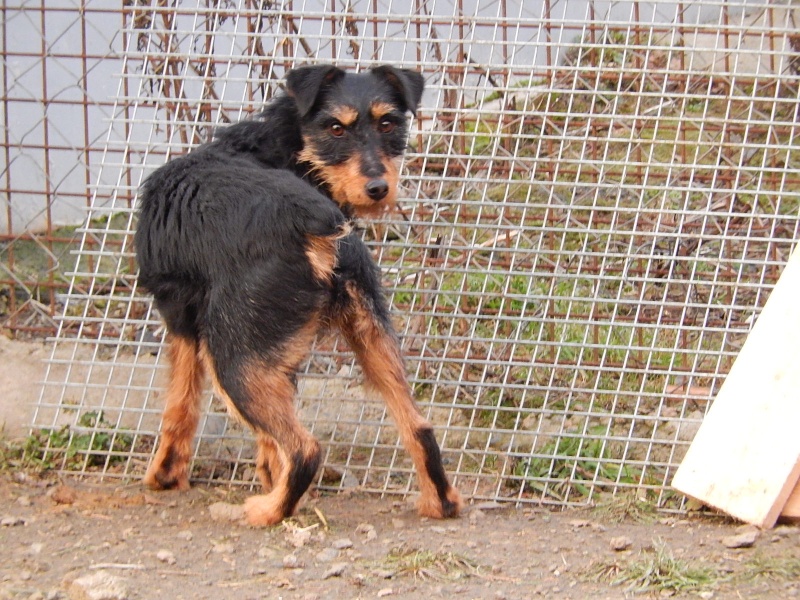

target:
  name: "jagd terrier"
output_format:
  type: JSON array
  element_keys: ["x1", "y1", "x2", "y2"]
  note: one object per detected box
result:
[{"x1": 134, "y1": 64, "x2": 463, "y2": 525}]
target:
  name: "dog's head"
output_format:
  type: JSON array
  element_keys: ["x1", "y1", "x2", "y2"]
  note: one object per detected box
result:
[{"x1": 286, "y1": 64, "x2": 424, "y2": 218}]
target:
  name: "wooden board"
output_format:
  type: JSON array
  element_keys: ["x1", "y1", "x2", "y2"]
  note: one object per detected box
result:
[
  {"x1": 672, "y1": 245, "x2": 800, "y2": 528},
  {"x1": 783, "y1": 480, "x2": 800, "y2": 520}
]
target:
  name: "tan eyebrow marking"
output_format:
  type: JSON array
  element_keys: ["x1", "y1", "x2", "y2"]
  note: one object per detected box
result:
[
  {"x1": 329, "y1": 105, "x2": 358, "y2": 126},
  {"x1": 370, "y1": 101, "x2": 397, "y2": 121}
]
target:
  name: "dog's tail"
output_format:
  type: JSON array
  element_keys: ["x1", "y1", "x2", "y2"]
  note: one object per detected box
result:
[{"x1": 305, "y1": 221, "x2": 352, "y2": 285}]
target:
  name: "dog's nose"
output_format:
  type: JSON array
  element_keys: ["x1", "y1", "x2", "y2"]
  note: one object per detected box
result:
[{"x1": 365, "y1": 179, "x2": 389, "y2": 201}]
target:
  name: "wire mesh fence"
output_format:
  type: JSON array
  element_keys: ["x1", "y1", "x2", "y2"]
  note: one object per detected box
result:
[{"x1": 18, "y1": 0, "x2": 800, "y2": 511}]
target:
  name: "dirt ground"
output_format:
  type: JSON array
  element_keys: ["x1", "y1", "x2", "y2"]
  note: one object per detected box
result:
[{"x1": 2, "y1": 336, "x2": 799, "y2": 600}]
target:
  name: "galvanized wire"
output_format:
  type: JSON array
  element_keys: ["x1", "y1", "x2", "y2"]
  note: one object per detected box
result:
[{"x1": 23, "y1": 0, "x2": 800, "y2": 511}]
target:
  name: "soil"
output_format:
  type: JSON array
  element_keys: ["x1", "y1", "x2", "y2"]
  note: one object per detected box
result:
[{"x1": 2, "y1": 337, "x2": 800, "y2": 600}]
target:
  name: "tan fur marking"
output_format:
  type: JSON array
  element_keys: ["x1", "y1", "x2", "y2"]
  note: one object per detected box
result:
[
  {"x1": 255, "y1": 433, "x2": 283, "y2": 491},
  {"x1": 370, "y1": 101, "x2": 396, "y2": 121},
  {"x1": 144, "y1": 335, "x2": 205, "y2": 491},
  {"x1": 305, "y1": 222, "x2": 351, "y2": 284},
  {"x1": 298, "y1": 137, "x2": 401, "y2": 218},
  {"x1": 335, "y1": 282, "x2": 461, "y2": 516},
  {"x1": 330, "y1": 105, "x2": 358, "y2": 127}
]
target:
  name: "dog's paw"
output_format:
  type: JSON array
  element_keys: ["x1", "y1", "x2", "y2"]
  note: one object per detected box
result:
[
  {"x1": 417, "y1": 486, "x2": 464, "y2": 519},
  {"x1": 143, "y1": 464, "x2": 190, "y2": 491},
  {"x1": 244, "y1": 494, "x2": 287, "y2": 527}
]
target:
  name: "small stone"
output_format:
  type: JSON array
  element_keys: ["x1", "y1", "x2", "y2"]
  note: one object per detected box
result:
[
  {"x1": 372, "y1": 569, "x2": 395, "y2": 579},
  {"x1": 67, "y1": 570, "x2": 129, "y2": 600},
  {"x1": 468, "y1": 508, "x2": 485, "y2": 524},
  {"x1": 212, "y1": 542, "x2": 235, "y2": 554},
  {"x1": 356, "y1": 523, "x2": 377, "y2": 542},
  {"x1": 698, "y1": 591, "x2": 715, "y2": 599},
  {"x1": 287, "y1": 526, "x2": 313, "y2": 548},
  {"x1": 176, "y1": 530, "x2": 193, "y2": 541},
  {"x1": 208, "y1": 502, "x2": 245, "y2": 523},
  {"x1": 282, "y1": 554, "x2": 301, "y2": 568},
  {"x1": 1, "y1": 515, "x2": 25, "y2": 526},
  {"x1": 569, "y1": 519, "x2": 592, "y2": 528},
  {"x1": 377, "y1": 589, "x2": 393, "y2": 597},
  {"x1": 722, "y1": 528, "x2": 759, "y2": 549},
  {"x1": 316, "y1": 547, "x2": 339, "y2": 562},
  {"x1": 322, "y1": 562, "x2": 348, "y2": 579},
  {"x1": 17, "y1": 495, "x2": 32, "y2": 507},
  {"x1": 610, "y1": 536, "x2": 633, "y2": 551},
  {"x1": 50, "y1": 485, "x2": 77, "y2": 505},
  {"x1": 332, "y1": 538, "x2": 353, "y2": 550},
  {"x1": 156, "y1": 549, "x2": 176, "y2": 565}
]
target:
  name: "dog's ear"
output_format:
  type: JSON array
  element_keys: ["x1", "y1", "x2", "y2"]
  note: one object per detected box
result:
[
  {"x1": 371, "y1": 66, "x2": 425, "y2": 116},
  {"x1": 285, "y1": 65, "x2": 346, "y2": 117}
]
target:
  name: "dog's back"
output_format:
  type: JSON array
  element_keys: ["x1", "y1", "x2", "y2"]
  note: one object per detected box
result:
[{"x1": 135, "y1": 136, "x2": 347, "y2": 340}]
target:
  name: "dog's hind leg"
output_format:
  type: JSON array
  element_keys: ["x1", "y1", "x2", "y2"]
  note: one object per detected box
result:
[
  {"x1": 144, "y1": 334, "x2": 205, "y2": 491},
  {"x1": 335, "y1": 281, "x2": 463, "y2": 519},
  {"x1": 254, "y1": 433, "x2": 284, "y2": 492},
  {"x1": 201, "y1": 324, "x2": 322, "y2": 527}
]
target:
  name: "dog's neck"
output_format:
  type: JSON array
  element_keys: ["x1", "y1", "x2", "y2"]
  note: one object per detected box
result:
[{"x1": 213, "y1": 93, "x2": 360, "y2": 222}]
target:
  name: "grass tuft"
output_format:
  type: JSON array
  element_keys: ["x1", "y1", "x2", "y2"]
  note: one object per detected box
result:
[
  {"x1": 587, "y1": 538, "x2": 722, "y2": 593},
  {"x1": 381, "y1": 544, "x2": 479, "y2": 581}
]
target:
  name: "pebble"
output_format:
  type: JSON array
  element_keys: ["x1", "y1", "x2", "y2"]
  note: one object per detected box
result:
[
  {"x1": 322, "y1": 562, "x2": 348, "y2": 579},
  {"x1": 373, "y1": 569, "x2": 395, "y2": 579},
  {"x1": 316, "y1": 547, "x2": 339, "y2": 562},
  {"x1": 356, "y1": 523, "x2": 377, "y2": 542},
  {"x1": 17, "y1": 495, "x2": 32, "y2": 507},
  {"x1": 721, "y1": 527, "x2": 759, "y2": 549},
  {"x1": 156, "y1": 549, "x2": 177, "y2": 565},
  {"x1": 287, "y1": 526, "x2": 314, "y2": 548},
  {"x1": 282, "y1": 554, "x2": 302, "y2": 568},
  {"x1": 208, "y1": 502, "x2": 245, "y2": 523},
  {"x1": 1, "y1": 515, "x2": 25, "y2": 527},
  {"x1": 332, "y1": 538, "x2": 354, "y2": 549},
  {"x1": 67, "y1": 570, "x2": 129, "y2": 600},
  {"x1": 610, "y1": 536, "x2": 633, "y2": 551},
  {"x1": 212, "y1": 542, "x2": 235, "y2": 554},
  {"x1": 377, "y1": 588, "x2": 394, "y2": 597},
  {"x1": 469, "y1": 509, "x2": 485, "y2": 525},
  {"x1": 176, "y1": 530, "x2": 193, "y2": 541}
]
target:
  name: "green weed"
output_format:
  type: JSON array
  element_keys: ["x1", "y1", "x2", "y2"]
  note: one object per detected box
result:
[
  {"x1": 588, "y1": 538, "x2": 722, "y2": 593},
  {"x1": 21, "y1": 410, "x2": 134, "y2": 471}
]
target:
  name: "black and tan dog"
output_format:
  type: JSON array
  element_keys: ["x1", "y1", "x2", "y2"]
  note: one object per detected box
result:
[{"x1": 134, "y1": 64, "x2": 463, "y2": 526}]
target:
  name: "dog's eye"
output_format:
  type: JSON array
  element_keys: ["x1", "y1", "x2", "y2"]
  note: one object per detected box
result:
[
  {"x1": 378, "y1": 119, "x2": 396, "y2": 134},
  {"x1": 329, "y1": 122, "x2": 346, "y2": 137}
]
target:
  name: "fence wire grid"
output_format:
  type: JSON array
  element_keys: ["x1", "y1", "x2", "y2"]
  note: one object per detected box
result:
[{"x1": 17, "y1": 0, "x2": 800, "y2": 511}]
